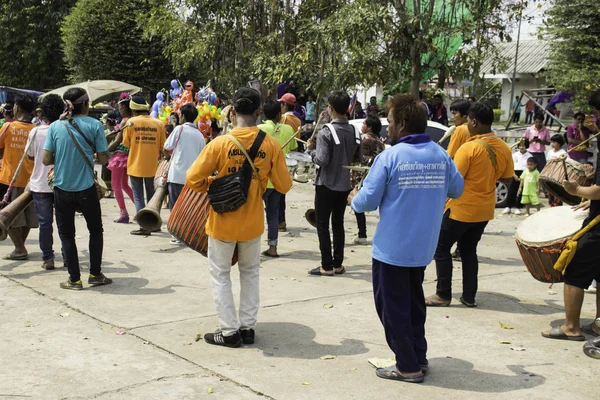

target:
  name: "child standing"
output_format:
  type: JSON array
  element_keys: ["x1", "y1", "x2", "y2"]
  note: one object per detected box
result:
[
  {"x1": 504, "y1": 139, "x2": 531, "y2": 215},
  {"x1": 546, "y1": 134, "x2": 567, "y2": 207},
  {"x1": 518, "y1": 157, "x2": 541, "y2": 215}
]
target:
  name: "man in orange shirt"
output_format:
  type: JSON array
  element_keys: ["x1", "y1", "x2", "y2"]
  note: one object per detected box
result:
[
  {"x1": 277, "y1": 93, "x2": 301, "y2": 231},
  {"x1": 123, "y1": 94, "x2": 166, "y2": 236},
  {"x1": 0, "y1": 95, "x2": 37, "y2": 260},
  {"x1": 426, "y1": 102, "x2": 514, "y2": 307},
  {"x1": 446, "y1": 99, "x2": 471, "y2": 159},
  {"x1": 187, "y1": 88, "x2": 292, "y2": 348}
]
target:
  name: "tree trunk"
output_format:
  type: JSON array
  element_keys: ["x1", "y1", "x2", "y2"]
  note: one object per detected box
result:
[
  {"x1": 437, "y1": 67, "x2": 446, "y2": 89},
  {"x1": 410, "y1": 46, "x2": 421, "y2": 97}
]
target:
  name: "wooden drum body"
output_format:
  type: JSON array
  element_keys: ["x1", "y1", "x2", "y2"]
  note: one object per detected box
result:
[
  {"x1": 539, "y1": 158, "x2": 593, "y2": 205},
  {"x1": 154, "y1": 158, "x2": 170, "y2": 189},
  {"x1": 515, "y1": 206, "x2": 588, "y2": 283},
  {"x1": 167, "y1": 185, "x2": 238, "y2": 265}
]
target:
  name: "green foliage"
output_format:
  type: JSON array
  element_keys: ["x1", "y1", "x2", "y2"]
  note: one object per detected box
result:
[
  {"x1": 0, "y1": 0, "x2": 76, "y2": 91},
  {"x1": 62, "y1": 0, "x2": 174, "y2": 93},
  {"x1": 493, "y1": 108, "x2": 505, "y2": 122},
  {"x1": 543, "y1": 0, "x2": 600, "y2": 111}
]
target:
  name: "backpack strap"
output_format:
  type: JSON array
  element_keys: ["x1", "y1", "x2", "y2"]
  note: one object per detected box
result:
[
  {"x1": 475, "y1": 139, "x2": 497, "y2": 168},
  {"x1": 326, "y1": 123, "x2": 340, "y2": 145}
]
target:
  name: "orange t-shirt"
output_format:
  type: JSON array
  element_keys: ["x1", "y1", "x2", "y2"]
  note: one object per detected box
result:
[
  {"x1": 0, "y1": 121, "x2": 35, "y2": 187},
  {"x1": 281, "y1": 113, "x2": 301, "y2": 135},
  {"x1": 186, "y1": 126, "x2": 293, "y2": 242},
  {"x1": 446, "y1": 124, "x2": 471, "y2": 159},
  {"x1": 123, "y1": 115, "x2": 166, "y2": 178},
  {"x1": 446, "y1": 133, "x2": 514, "y2": 223}
]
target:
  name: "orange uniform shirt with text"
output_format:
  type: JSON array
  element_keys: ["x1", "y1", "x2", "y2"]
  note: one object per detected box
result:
[
  {"x1": 123, "y1": 115, "x2": 166, "y2": 178},
  {"x1": 446, "y1": 133, "x2": 514, "y2": 223},
  {"x1": 446, "y1": 124, "x2": 470, "y2": 159},
  {"x1": 281, "y1": 113, "x2": 301, "y2": 135},
  {"x1": 186, "y1": 127, "x2": 293, "y2": 242},
  {"x1": 0, "y1": 121, "x2": 34, "y2": 187}
]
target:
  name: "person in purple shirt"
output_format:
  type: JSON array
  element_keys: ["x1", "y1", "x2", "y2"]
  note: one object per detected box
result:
[{"x1": 567, "y1": 112, "x2": 592, "y2": 164}]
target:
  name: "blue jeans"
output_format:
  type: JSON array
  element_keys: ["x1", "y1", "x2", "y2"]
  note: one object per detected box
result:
[
  {"x1": 168, "y1": 182, "x2": 184, "y2": 210},
  {"x1": 32, "y1": 192, "x2": 54, "y2": 262},
  {"x1": 54, "y1": 186, "x2": 103, "y2": 282},
  {"x1": 263, "y1": 189, "x2": 282, "y2": 246},
  {"x1": 130, "y1": 176, "x2": 155, "y2": 213}
]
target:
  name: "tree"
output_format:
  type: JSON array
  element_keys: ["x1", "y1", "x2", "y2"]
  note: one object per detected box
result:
[
  {"x1": 0, "y1": 0, "x2": 76, "y2": 91},
  {"x1": 543, "y1": 0, "x2": 600, "y2": 110},
  {"x1": 62, "y1": 0, "x2": 174, "y2": 93}
]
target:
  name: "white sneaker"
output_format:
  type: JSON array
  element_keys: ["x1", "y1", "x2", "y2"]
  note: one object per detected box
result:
[
  {"x1": 354, "y1": 237, "x2": 368, "y2": 245},
  {"x1": 170, "y1": 239, "x2": 183, "y2": 245},
  {"x1": 514, "y1": 209, "x2": 522, "y2": 215},
  {"x1": 511, "y1": 208, "x2": 518, "y2": 214},
  {"x1": 501, "y1": 207, "x2": 511, "y2": 214}
]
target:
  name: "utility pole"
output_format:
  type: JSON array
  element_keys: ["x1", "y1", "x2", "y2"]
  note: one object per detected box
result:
[{"x1": 509, "y1": 3, "x2": 523, "y2": 112}]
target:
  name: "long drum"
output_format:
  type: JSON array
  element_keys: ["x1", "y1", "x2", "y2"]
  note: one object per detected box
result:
[
  {"x1": 539, "y1": 158, "x2": 593, "y2": 205},
  {"x1": 167, "y1": 185, "x2": 238, "y2": 265},
  {"x1": 515, "y1": 206, "x2": 588, "y2": 283},
  {"x1": 135, "y1": 159, "x2": 170, "y2": 232},
  {"x1": 0, "y1": 185, "x2": 33, "y2": 241}
]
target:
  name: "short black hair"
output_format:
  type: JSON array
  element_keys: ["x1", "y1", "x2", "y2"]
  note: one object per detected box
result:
[
  {"x1": 40, "y1": 94, "x2": 64, "y2": 123},
  {"x1": 550, "y1": 134, "x2": 565, "y2": 146},
  {"x1": 434, "y1": 94, "x2": 443, "y2": 99},
  {"x1": 263, "y1": 100, "x2": 281, "y2": 121},
  {"x1": 15, "y1": 95, "x2": 35, "y2": 114},
  {"x1": 449, "y1": 99, "x2": 470, "y2": 116},
  {"x1": 527, "y1": 157, "x2": 537, "y2": 165},
  {"x1": 589, "y1": 91, "x2": 600, "y2": 111},
  {"x1": 180, "y1": 103, "x2": 198, "y2": 123},
  {"x1": 328, "y1": 90, "x2": 351, "y2": 114},
  {"x1": 386, "y1": 94, "x2": 427, "y2": 135},
  {"x1": 170, "y1": 112, "x2": 179, "y2": 125},
  {"x1": 63, "y1": 87, "x2": 88, "y2": 115},
  {"x1": 467, "y1": 102, "x2": 494, "y2": 126},
  {"x1": 165, "y1": 124, "x2": 174, "y2": 134},
  {"x1": 574, "y1": 111, "x2": 585, "y2": 119},
  {"x1": 467, "y1": 96, "x2": 476, "y2": 102},
  {"x1": 533, "y1": 113, "x2": 544, "y2": 122},
  {"x1": 519, "y1": 138, "x2": 530, "y2": 148},
  {"x1": 233, "y1": 87, "x2": 261, "y2": 115},
  {"x1": 365, "y1": 116, "x2": 382, "y2": 135}
]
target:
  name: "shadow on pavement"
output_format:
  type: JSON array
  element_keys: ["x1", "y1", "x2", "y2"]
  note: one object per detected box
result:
[
  {"x1": 87, "y1": 277, "x2": 185, "y2": 295},
  {"x1": 472, "y1": 292, "x2": 564, "y2": 315},
  {"x1": 425, "y1": 357, "x2": 547, "y2": 392},
  {"x1": 254, "y1": 322, "x2": 368, "y2": 359}
]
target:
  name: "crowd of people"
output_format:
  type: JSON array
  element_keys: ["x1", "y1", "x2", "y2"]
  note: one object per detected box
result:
[{"x1": 1, "y1": 85, "x2": 600, "y2": 384}]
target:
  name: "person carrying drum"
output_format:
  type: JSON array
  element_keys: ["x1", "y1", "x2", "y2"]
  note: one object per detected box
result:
[
  {"x1": 542, "y1": 91, "x2": 600, "y2": 341},
  {"x1": 426, "y1": 102, "x2": 514, "y2": 308},
  {"x1": 306, "y1": 90, "x2": 362, "y2": 276},
  {"x1": 186, "y1": 88, "x2": 292, "y2": 348},
  {"x1": 258, "y1": 100, "x2": 298, "y2": 258}
]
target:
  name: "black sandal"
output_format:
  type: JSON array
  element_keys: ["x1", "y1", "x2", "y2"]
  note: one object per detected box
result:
[
  {"x1": 308, "y1": 267, "x2": 334, "y2": 276},
  {"x1": 375, "y1": 366, "x2": 424, "y2": 383},
  {"x1": 130, "y1": 229, "x2": 151, "y2": 236},
  {"x1": 334, "y1": 266, "x2": 346, "y2": 275},
  {"x1": 262, "y1": 250, "x2": 280, "y2": 258}
]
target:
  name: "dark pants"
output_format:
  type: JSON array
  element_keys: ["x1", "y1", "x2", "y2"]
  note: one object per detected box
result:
[
  {"x1": 434, "y1": 211, "x2": 488, "y2": 303},
  {"x1": 168, "y1": 182, "x2": 184, "y2": 210},
  {"x1": 506, "y1": 170, "x2": 523, "y2": 209},
  {"x1": 278, "y1": 193, "x2": 286, "y2": 224},
  {"x1": 355, "y1": 212, "x2": 367, "y2": 238},
  {"x1": 32, "y1": 192, "x2": 55, "y2": 262},
  {"x1": 263, "y1": 189, "x2": 282, "y2": 246},
  {"x1": 512, "y1": 112, "x2": 521, "y2": 123},
  {"x1": 373, "y1": 259, "x2": 427, "y2": 373},
  {"x1": 315, "y1": 185, "x2": 350, "y2": 270},
  {"x1": 530, "y1": 152, "x2": 546, "y2": 172},
  {"x1": 130, "y1": 176, "x2": 155, "y2": 213},
  {"x1": 54, "y1": 186, "x2": 103, "y2": 282},
  {"x1": 525, "y1": 111, "x2": 534, "y2": 124}
]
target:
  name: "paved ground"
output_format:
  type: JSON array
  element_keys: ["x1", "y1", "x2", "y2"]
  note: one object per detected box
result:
[{"x1": 0, "y1": 182, "x2": 597, "y2": 399}]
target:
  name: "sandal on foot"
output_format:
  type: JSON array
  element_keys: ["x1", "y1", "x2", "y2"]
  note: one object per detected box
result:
[
  {"x1": 425, "y1": 295, "x2": 451, "y2": 307},
  {"x1": 375, "y1": 366, "x2": 424, "y2": 383},
  {"x1": 3, "y1": 253, "x2": 28, "y2": 261},
  {"x1": 130, "y1": 229, "x2": 151, "y2": 236},
  {"x1": 334, "y1": 266, "x2": 346, "y2": 275},
  {"x1": 262, "y1": 250, "x2": 280, "y2": 258},
  {"x1": 541, "y1": 327, "x2": 585, "y2": 341},
  {"x1": 308, "y1": 267, "x2": 334, "y2": 276},
  {"x1": 459, "y1": 296, "x2": 478, "y2": 308},
  {"x1": 581, "y1": 323, "x2": 600, "y2": 337}
]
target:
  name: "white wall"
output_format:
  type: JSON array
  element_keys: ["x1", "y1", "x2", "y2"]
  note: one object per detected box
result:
[{"x1": 500, "y1": 75, "x2": 545, "y2": 122}]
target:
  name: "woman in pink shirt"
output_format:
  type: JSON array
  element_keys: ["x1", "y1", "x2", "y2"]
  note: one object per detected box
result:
[
  {"x1": 524, "y1": 113, "x2": 550, "y2": 171},
  {"x1": 567, "y1": 112, "x2": 592, "y2": 164}
]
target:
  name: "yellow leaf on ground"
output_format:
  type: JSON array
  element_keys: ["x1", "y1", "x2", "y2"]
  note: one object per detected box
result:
[
  {"x1": 350, "y1": 368, "x2": 357, "y2": 371},
  {"x1": 368, "y1": 358, "x2": 395, "y2": 369},
  {"x1": 320, "y1": 355, "x2": 336, "y2": 360},
  {"x1": 323, "y1": 304, "x2": 334, "y2": 309},
  {"x1": 498, "y1": 340, "x2": 511, "y2": 344},
  {"x1": 208, "y1": 388, "x2": 214, "y2": 394},
  {"x1": 302, "y1": 382, "x2": 310, "y2": 386},
  {"x1": 499, "y1": 322, "x2": 514, "y2": 330}
]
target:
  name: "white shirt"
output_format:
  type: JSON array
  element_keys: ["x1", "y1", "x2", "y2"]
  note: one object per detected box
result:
[
  {"x1": 547, "y1": 148, "x2": 567, "y2": 161},
  {"x1": 512, "y1": 150, "x2": 532, "y2": 171},
  {"x1": 164, "y1": 122, "x2": 206, "y2": 185},
  {"x1": 26, "y1": 125, "x2": 53, "y2": 193}
]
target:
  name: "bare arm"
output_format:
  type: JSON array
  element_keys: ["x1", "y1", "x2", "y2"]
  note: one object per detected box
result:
[
  {"x1": 97, "y1": 151, "x2": 109, "y2": 166},
  {"x1": 108, "y1": 130, "x2": 124, "y2": 152},
  {"x1": 42, "y1": 150, "x2": 54, "y2": 166},
  {"x1": 565, "y1": 183, "x2": 600, "y2": 200}
]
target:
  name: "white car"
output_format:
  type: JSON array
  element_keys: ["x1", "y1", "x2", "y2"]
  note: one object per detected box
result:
[{"x1": 348, "y1": 118, "x2": 508, "y2": 208}]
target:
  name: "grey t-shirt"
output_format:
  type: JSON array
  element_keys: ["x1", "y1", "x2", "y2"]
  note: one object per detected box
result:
[{"x1": 309, "y1": 119, "x2": 362, "y2": 192}]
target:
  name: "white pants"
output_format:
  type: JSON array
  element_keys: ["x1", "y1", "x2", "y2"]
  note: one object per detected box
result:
[{"x1": 208, "y1": 236, "x2": 261, "y2": 336}]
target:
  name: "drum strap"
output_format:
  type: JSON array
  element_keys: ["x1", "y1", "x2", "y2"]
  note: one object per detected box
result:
[
  {"x1": 554, "y1": 214, "x2": 600, "y2": 275},
  {"x1": 475, "y1": 139, "x2": 497, "y2": 168}
]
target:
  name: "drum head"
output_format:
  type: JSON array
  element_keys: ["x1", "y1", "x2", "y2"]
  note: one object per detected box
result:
[
  {"x1": 516, "y1": 206, "x2": 588, "y2": 244},
  {"x1": 541, "y1": 180, "x2": 583, "y2": 206},
  {"x1": 286, "y1": 159, "x2": 298, "y2": 167},
  {"x1": 287, "y1": 152, "x2": 312, "y2": 163}
]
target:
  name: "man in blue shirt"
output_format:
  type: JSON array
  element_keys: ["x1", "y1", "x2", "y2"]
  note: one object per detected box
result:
[
  {"x1": 43, "y1": 87, "x2": 111, "y2": 290},
  {"x1": 352, "y1": 94, "x2": 463, "y2": 383}
]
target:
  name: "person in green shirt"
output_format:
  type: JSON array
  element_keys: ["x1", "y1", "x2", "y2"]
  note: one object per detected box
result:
[
  {"x1": 258, "y1": 100, "x2": 298, "y2": 257},
  {"x1": 517, "y1": 157, "x2": 541, "y2": 215}
]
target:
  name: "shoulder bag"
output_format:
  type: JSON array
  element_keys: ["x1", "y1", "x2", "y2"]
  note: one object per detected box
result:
[{"x1": 207, "y1": 130, "x2": 266, "y2": 213}]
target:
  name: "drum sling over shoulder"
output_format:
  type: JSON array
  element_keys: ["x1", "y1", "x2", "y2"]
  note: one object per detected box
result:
[
  {"x1": 554, "y1": 214, "x2": 600, "y2": 275},
  {"x1": 207, "y1": 130, "x2": 266, "y2": 214}
]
